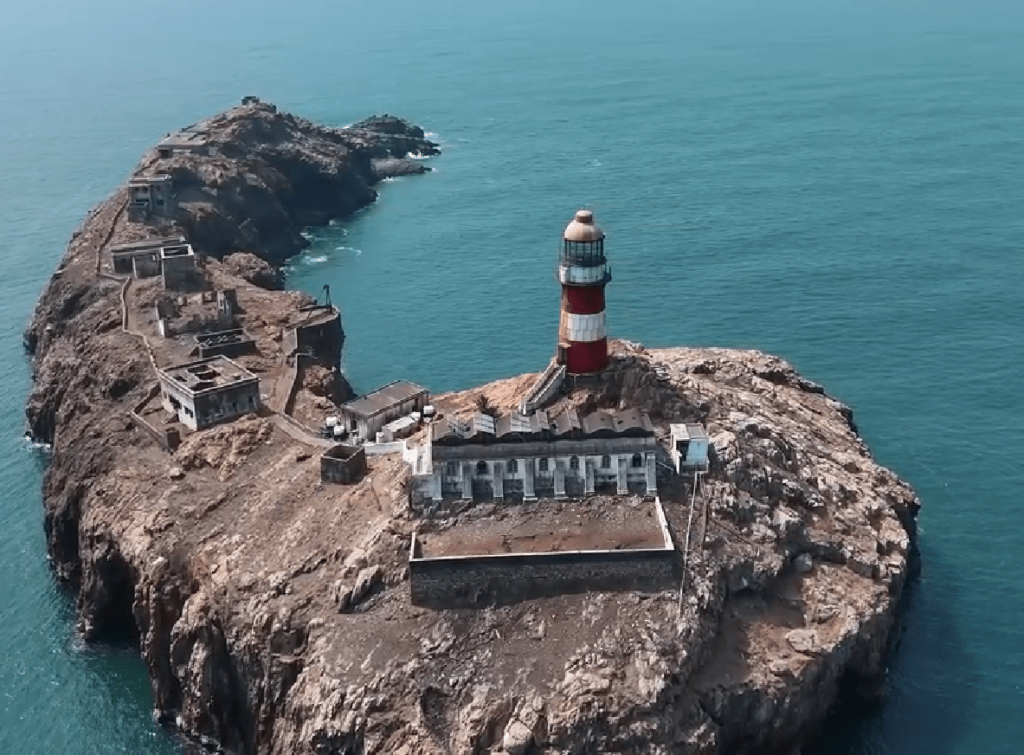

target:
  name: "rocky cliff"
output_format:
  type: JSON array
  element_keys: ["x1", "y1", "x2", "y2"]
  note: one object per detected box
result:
[{"x1": 24, "y1": 103, "x2": 919, "y2": 755}]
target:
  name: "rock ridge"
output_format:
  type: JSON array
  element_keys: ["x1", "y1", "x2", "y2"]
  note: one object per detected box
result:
[{"x1": 24, "y1": 103, "x2": 919, "y2": 755}]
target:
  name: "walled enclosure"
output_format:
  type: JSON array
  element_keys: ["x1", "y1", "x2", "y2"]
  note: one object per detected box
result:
[
  {"x1": 409, "y1": 497, "x2": 678, "y2": 608},
  {"x1": 320, "y1": 444, "x2": 367, "y2": 484}
]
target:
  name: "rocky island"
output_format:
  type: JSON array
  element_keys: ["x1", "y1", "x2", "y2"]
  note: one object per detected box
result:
[{"x1": 25, "y1": 101, "x2": 920, "y2": 755}]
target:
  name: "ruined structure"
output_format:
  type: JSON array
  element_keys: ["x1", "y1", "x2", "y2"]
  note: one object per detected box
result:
[
  {"x1": 156, "y1": 355, "x2": 260, "y2": 431},
  {"x1": 110, "y1": 236, "x2": 183, "y2": 278},
  {"x1": 127, "y1": 173, "x2": 175, "y2": 221},
  {"x1": 320, "y1": 444, "x2": 368, "y2": 484},
  {"x1": 160, "y1": 241, "x2": 197, "y2": 289}
]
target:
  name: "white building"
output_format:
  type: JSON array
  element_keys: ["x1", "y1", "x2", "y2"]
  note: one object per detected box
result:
[{"x1": 670, "y1": 423, "x2": 709, "y2": 472}]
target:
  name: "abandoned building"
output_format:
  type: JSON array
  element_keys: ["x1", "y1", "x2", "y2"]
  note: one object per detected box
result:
[
  {"x1": 110, "y1": 236, "x2": 185, "y2": 278},
  {"x1": 412, "y1": 407, "x2": 659, "y2": 504},
  {"x1": 195, "y1": 328, "x2": 255, "y2": 358},
  {"x1": 156, "y1": 355, "x2": 261, "y2": 431},
  {"x1": 340, "y1": 380, "x2": 429, "y2": 442},
  {"x1": 670, "y1": 423, "x2": 710, "y2": 472},
  {"x1": 127, "y1": 174, "x2": 175, "y2": 221},
  {"x1": 156, "y1": 126, "x2": 209, "y2": 158},
  {"x1": 160, "y1": 242, "x2": 197, "y2": 289},
  {"x1": 320, "y1": 444, "x2": 367, "y2": 484},
  {"x1": 156, "y1": 288, "x2": 237, "y2": 338}
]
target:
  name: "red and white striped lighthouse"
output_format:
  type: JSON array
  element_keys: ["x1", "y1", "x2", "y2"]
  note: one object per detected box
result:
[{"x1": 557, "y1": 209, "x2": 611, "y2": 375}]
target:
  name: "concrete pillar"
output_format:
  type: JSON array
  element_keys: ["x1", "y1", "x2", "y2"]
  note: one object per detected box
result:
[
  {"x1": 645, "y1": 452, "x2": 658, "y2": 497},
  {"x1": 431, "y1": 471, "x2": 442, "y2": 503},
  {"x1": 523, "y1": 458, "x2": 536, "y2": 501},
  {"x1": 616, "y1": 455, "x2": 628, "y2": 496},
  {"x1": 584, "y1": 458, "x2": 595, "y2": 495},
  {"x1": 553, "y1": 461, "x2": 566, "y2": 499},
  {"x1": 460, "y1": 462, "x2": 472, "y2": 500},
  {"x1": 493, "y1": 463, "x2": 504, "y2": 501}
]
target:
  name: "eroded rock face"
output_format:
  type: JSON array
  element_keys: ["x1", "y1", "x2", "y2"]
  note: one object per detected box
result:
[{"x1": 24, "y1": 104, "x2": 918, "y2": 755}]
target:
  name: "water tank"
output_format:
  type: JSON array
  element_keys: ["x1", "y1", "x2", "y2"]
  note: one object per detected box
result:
[
  {"x1": 325, "y1": 416, "x2": 339, "y2": 428},
  {"x1": 333, "y1": 425, "x2": 345, "y2": 438},
  {"x1": 422, "y1": 404, "x2": 436, "y2": 420}
]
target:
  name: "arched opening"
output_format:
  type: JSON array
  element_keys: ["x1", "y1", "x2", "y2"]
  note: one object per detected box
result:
[
  {"x1": 632, "y1": 453, "x2": 643, "y2": 468},
  {"x1": 476, "y1": 460, "x2": 489, "y2": 475}
]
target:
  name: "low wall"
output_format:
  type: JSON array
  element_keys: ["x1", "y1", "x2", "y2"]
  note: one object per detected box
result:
[
  {"x1": 129, "y1": 411, "x2": 181, "y2": 451},
  {"x1": 409, "y1": 540, "x2": 678, "y2": 608}
]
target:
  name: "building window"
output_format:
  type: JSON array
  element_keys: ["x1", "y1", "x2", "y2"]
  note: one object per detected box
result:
[
  {"x1": 476, "y1": 460, "x2": 489, "y2": 475},
  {"x1": 601, "y1": 455, "x2": 611, "y2": 469},
  {"x1": 446, "y1": 461, "x2": 458, "y2": 477},
  {"x1": 507, "y1": 459, "x2": 518, "y2": 474},
  {"x1": 539, "y1": 458, "x2": 549, "y2": 472},
  {"x1": 632, "y1": 453, "x2": 643, "y2": 468},
  {"x1": 569, "y1": 456, "x2": 580, "y2": 471}
]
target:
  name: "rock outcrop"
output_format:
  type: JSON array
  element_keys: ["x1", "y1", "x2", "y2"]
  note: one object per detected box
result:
[{"x1": 24, "y1": 103, "x2": 919, "y2": 755}]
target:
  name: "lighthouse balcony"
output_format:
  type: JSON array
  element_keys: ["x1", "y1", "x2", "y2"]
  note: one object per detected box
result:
[{"x1": 557, "y1": 264, "x2": 612, "y2": 286}]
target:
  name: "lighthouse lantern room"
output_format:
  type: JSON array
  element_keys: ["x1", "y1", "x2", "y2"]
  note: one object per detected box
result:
[{"x1": 557, "y1": 209, "x2": 612, "y2": 375}]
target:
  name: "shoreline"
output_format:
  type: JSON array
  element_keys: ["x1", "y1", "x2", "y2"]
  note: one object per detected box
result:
[{"x1": 24, "y1": 101, "x2": 920, "y2": 755}]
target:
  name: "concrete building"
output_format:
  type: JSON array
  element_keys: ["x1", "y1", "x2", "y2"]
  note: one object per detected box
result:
[
  {"x1": 160, "y1": 242, "x2": 197, "y2": 289},
  {"x1": 412, "y1": 407, "x2": 659, "y2": 504},
  {"x1": 127, "y1": 174, "x2": 174, "y2": 221},
  {"x1": 340, "y1": 380, "x2": 429, "y2": 442},
  {"x1": 110, "y1": 236, "x2": 185, "y2": 278},
  {"x1": 156, "y1": 126, "x2": 209, "y2": 158},
  {"x1": 670, "y1": 423, "x2": 709, "y2": 472},
  {"x1": 157, "y1": 356, "x2": 260, "y2": 431}
]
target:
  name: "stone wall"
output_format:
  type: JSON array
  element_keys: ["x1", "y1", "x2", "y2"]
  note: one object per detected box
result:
[{"x1": 409, "y1": 542, "x2": 678, "y2": 608}]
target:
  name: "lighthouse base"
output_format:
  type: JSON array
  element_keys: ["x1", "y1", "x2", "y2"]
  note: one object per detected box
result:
[{"x1": 562, "y1": 338, "x2": 609, "y2": 375}]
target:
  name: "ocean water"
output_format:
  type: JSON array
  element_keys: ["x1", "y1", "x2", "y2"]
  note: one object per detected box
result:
[{"x1": 2, "y1": 0, "x2": 1023, "y2": 752}]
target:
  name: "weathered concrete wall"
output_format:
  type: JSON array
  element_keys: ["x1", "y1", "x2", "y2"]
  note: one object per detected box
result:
[
  {"x1": 409, "y1": 546, "x2": 678, "y2": 608},
  {"x1": 320, "y1": 445, "x2": 367, "y2": 484}
]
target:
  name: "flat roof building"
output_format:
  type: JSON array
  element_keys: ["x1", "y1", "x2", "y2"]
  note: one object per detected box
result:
[
  {"x1": 128, "y1": 174, "x2": 174, "y2": 221},
  {"x1": 110, "y1": 236, "x2": 185, "y2": 278},
  {"x1": 160, "y1": 242, "x2": 197, "y2": 289},
  {"x1": 340, "y1": 380, "x2": 429, "y2": 442},
  {"x1": 670, "y1": 423, "x2": 710, "y2": 472},
  {"x1": 157, "y1": 356, "x2": 260, "y2": 431}
]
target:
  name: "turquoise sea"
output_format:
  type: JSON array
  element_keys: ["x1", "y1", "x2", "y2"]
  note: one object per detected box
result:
[{"x1": 2, "y1": 0, "x2": 1022, "y2": 752}]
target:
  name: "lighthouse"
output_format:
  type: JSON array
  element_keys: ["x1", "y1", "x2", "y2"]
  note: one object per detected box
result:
[{"x1": 557, "y1": 209, "x2": 611, "y2": 375}]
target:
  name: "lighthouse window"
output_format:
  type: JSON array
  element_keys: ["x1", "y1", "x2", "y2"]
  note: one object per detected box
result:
[
  {"x1": 601, "y1": 455, "x2": 612, "y2": 469},
  {"x1": 446, "y1": 461, "x2": 458, "y2": 477},
  {"x1": 506, "y1": 459, "x2": 518, "y2": 474},
  {"x1": 476, "y1": 460, "x2": 489, "y2": 475},
  {"x1": 539, "y1": 458, "x2": 549, "y2": 472},
  {"x1": 569, "y1": 456, "x2": 580, "y2": 471},
  {"x1": 632, "y1": 453, "x2": 643, "y2": 468}
]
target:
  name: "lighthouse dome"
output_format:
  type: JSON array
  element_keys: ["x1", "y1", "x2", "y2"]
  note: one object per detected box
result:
[{"x1": 563, "y1": 209, "x2": 605, "y2": 242}]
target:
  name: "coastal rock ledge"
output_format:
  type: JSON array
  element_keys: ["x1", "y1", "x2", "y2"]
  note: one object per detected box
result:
[{"x1": 25, "y1": 103, "x2": 919, "y2": 755}]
